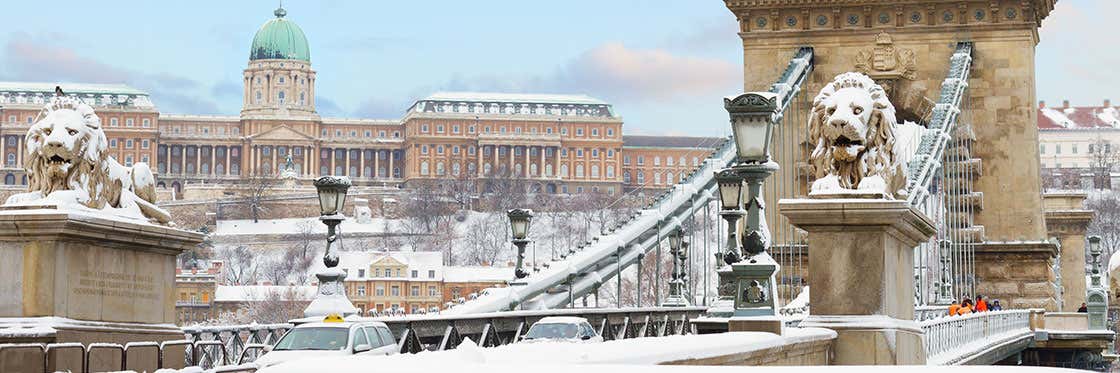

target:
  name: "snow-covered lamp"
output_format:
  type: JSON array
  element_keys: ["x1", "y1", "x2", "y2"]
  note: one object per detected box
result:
[
  {"x1": 507, "y1": 208, "x2": 534, "y2": 284},
  {"x1": 724, "y1": 92, "x2": 780, "y2": 163},
  {"x1": 716, "y1": 169, "x2": 744, "y2": 211},
  {"x1": 314, "y1": 176, "x2": 350, "y2": 216},
  {"x1": 507, "y1": 208, "x2": 533, "y2": 240}
]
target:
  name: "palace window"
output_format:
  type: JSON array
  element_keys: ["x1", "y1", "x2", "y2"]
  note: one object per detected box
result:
[
  {"x1": 278, "y1": 76, "x2": 285, "y2": 84},
  {"x1": 256, "y1": 91, "x2": 262, "y2": 103},
  {"x1": 607, "y1": 149, "x2": 614, "y2": 158},
  {"x1": 411, "y1": 270, "x2": 418, "y2": 278},
  {"x1": 624, "y1": 171, "x2": 631, "y2": 183},
  {"x1": 110, "y1": 118, "x2": 119, "y2": 127},
  {"x1": 576, "y1": 164, "x2": 585, "y2": 178},
  {"x1": 576, "y1": 128, "x2": 584, "y2": 136},
  {"x1": 421, "y1": 124, "x2": 429, "y2": 133},
  {"x1": 411, "y1": 286, "x2": 419, "y2": 297},
  {"x1": 452, "y1": 125, "x2": 460, "y2": 133},
  {"x1": 125, "y1": 139, "x2": 134, "y2": 149},
  {"x1": 468, "y1": 146, "x2": 476, "y2": 155},
  {"x1": 278, "y1": 91, "x2": 285, "y2": 104},
  {"x1": 468, "y1": 125, "x2": 476, "y2": 133},
  {"x1": 437, "y1": 145, "x2": 444, "y2": 154},
  {"x1": 429, "y1": 286, "x2": 437, "y2": 296},
  {"x1": 437, "y1": 124, "x2": 444, "y2": 133},
  {"x1": 546, "y1": 127, "x2": 553, "y2": 134},
  {"x1": 365, "y1": 131, "x2": 372, "y2": 137},
  {"x1": 636, "y1": 172, "x2": 645, "y2": 183},
  {"x1": 607, "y1": 128, "x2": 614, "y2": 137},
  {"x1": 576, "y1": 149, "x2": 583, "y2": 157},
  {"x1": 376, "y1": 285, "x2": 384, "y2": 296},
  {"x1": 110, "y1": 139, "x2": 118, "y2": 148},
  {"x1": 591, "y1": 149, "x2": 598, "y2": 157},
  {"x1": 379, "y1": 130, "x2": 386, "y2": 138},
  {"x1": 391, "y1": 286, "x2": 400, "y2": 296},
  {"x1": 358, "y1": 285, "x2": 366, "y2": 296},
  {"x1": 637, "y1": 156, "x2": 644, "y2": 165},
  {"x1": 667, "y1": 157, "x2": 674, "y2": 166},
  {"x1": 125, "y1": 119, "x2": 134, "y2": 127},
  {"x1": 653, "y1": 157, "x2": 660, "y2": 166},
  {"x1": 452, "y1": 146, "x2": 460, "y2": 154},
  {"x1": 607, "y1": 166, "x2": 615, "y2": 178},
  {"x1": 141, "y1": 140, "x2": 150, "y2": 149},
  {"x1": 591, "y1": 128, "x2": 599, "y2": 136},
  {"x1": 590, "y1": 165, "x2": 599, "y2": 178}
]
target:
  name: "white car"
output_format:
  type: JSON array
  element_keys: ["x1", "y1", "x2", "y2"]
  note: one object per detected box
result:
[
  {"x1": 520, "y1": 316, "x2": 603, "y2": 343},
  {"x1": 253, "y1": 315, "x2": 398, "y2": 370}
]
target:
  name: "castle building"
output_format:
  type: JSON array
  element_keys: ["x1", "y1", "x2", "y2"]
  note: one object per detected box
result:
[
  {"x1": 0, "y1": 6, "x2": 720, "y2": 197},
  {"x1": 1037, "y1": 99, "x2": 1120, "y2": 190}
]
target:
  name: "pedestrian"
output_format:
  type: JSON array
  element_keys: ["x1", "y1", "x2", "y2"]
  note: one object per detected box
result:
[
  {"x1": 958, "y1": 298, "x2": 974, "y2": 315},
  {"x1": 990, "y1": 299, "x2": 1003, "y2": 311},
  {"x1": 976, "y1": 294, "x2": 988, "y2": 312},
  {"x1": 948, "y1": 300, "x2": 961, "y2": 316},
  {"x1": 1078, "y1": 302, "x2": 1088, "y2": 313}
]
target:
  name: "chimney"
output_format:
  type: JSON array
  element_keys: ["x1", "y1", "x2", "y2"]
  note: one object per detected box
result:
[
  {"x1": 1106, "y1": 99, "x2": 1112, "y2": 108},
  {"x1": 1039, "y1": 101, "x2": 1046, "y2": 109},
  {"x1": 1063, "y1": 100, "x2": 1070, "y2": 109}
]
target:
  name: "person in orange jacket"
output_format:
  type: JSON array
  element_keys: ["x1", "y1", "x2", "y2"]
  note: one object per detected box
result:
[
  {"x1": 948, "y1": 300, "x2": 961, "y2": 316},
  {"x1": 975, "y1": 294, "x2": 989, "y2": 312},
  {"x1": 958, "y1": 298, "x2": 974, "y2": 315}
]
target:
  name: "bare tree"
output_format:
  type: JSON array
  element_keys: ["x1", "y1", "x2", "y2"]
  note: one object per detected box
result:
[
  {"x1": 1089, "y1": 138, "x2": 1120, "y2": 190},
  {"x1": 241, "y1": 171, "x2": 279, "y2": 223},
  {"x1": 462, "y1": 212, "x2": 508, "y2": 265},
  {"x1": 260, "y1": 257, "x2": 293, "y2": 285},
  {"x1": 219, "y1": 245, "x2": 258, "y2": 285},
  {"x1": 444, "y1": 172, "x2": 478, "y2": 212},
  {"x1": 1087, "y1": 193, "x2": 1120, "y2": 260},
  {"x1": 219, "y1": 287, "x2": 312, "y2": 324},
  {"x1": 402, "y1": 180, "x2": 454, "y2": 233},
  {"x1": 178, "y1": 226, "x2": 215, "y2": 269}
]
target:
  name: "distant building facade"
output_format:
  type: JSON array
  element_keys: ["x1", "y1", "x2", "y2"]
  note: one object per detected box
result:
[
  {"x1": 0, "y1": 6, "x2": 719, "y2": 197},
  {"x1": 1037, "y1": 100, "x2": 1120, "y2": 190}
]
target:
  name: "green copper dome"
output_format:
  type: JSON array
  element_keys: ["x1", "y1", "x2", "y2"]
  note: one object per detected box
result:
[{"x1": 249, "y1": 7, "x2": 310, "y2": 62}]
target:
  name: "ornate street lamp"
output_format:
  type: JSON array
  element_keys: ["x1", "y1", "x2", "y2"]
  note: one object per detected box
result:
[
  {"x1": 304, "y1": 175, "x2": 357, "y2": 317},
  {"x1": 663, "y1": 227, "x2": 690, "y2": 307},
  {"x1": 1087, "y1": 235, "x2": 1108, "y2": 330},
  {"x1": 508, "y1": 208, "x2": 533, "y2": 284},
  {"x1": 715, "y1": 169, "x2": 745, "y2": 265},
  {"x1": 708, "y1": 92, "x2": 782, "y2": 320}
]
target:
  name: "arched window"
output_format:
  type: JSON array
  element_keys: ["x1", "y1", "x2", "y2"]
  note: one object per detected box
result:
[
  {"x1": 5, "y1": 153, "x2": 13, "y2": 166},
  {"x1": 637, "y1": 171, "x2": 645, "y2": 184},
  {"x1": 560, "y1": 164, "x2": 569, "y2": 178},
  {"x1": 201, "y1": 164, "x2": 209, "y2": 174},
  {"x1": 606, "y1": 165, "x2": 615, "y2": 178},
  {"x1": 255, "y1": 91, "x2": 261, "y2": 103},
  {"x1": 530, "y1": 163, "x2": 538, "y2": 176},
  {"x1": 363, "y1": 166, "x2": 372, "y2": 177},
  {"x1": 590, "y1": 165, "x2": 599, "y2": 178},
  {"x1": 623, "y1": 171, "x2": 631, "y2": 183},
  {"x1": 679, "y1": 157, "x2": 686, "y2": 166},
  {"x1": 667, "y1": 157, "x2": 674, "y2": 166},
  {"x1": 216, "y1": 164, "x2": 225, "y2": 175},
  {"x1": 484, "y1": 163, "x2": 492, "y2": 176},
  {"x1": 653, "y1": 172, "x2": 661, "y2": 185},
  {"x1": 452, "y1": 163, "x2": 461, "y2": 176},
  {"x1": 665, "y1": 172, "x2": 673, "y2": 185},
  {"x1": 300, "y1": 92, "x2": 306, "y2": 105},
  {"x1": 575, "y1": 164, "x2": 584, "y2": 178},
  {"x1": 378, "y1": 166, "x2": 387, "y2": 178},
  {"x1": 545, "y1": 164, "x2": 553, "y2": 177},
  {"x1": 278, "y1": 91, "x2": 286, "y2": 104},
  {"x1": 515, "y1": 164, "x2": 522, "y2": 176},
  {"x1": 420, "y1": 161, "x2": 430, "y2": 175},
  {"x1": 467, "y1": 163, "x2": 477, "y2": 175},
  {"x1": 436, "y1": 162, "x2": 445, "y2": 175},
  {"x1": 3, "y1": 174, "x2": 13, "y2": 185}
]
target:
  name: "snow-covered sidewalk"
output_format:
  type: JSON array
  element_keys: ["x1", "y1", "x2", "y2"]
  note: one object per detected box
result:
[{"x1": 259, "y1": 328, "x2": 836, "y2": 372}]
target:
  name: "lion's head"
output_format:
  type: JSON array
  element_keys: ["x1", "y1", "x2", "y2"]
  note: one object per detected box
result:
[
  {"x1": 25, "y1": 97, "x2": 112, "y2": 207},
  {"x1": 808, "y1": 72, "x2": 903, "y2": 195}
]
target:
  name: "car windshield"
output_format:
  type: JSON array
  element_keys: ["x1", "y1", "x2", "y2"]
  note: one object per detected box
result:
[
  {"x1": 524, "y1": 323, "x2": 579, "y2": 339},
  {"x1": 273, "y1": 327, "x2": 349, "y2": 351}
]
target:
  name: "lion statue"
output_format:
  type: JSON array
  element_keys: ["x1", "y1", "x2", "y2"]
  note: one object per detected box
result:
[
  {"x1": 4, "y1": 96, "x2": 171, "y2": 224},
  {"x1": 807, "y1": 72, "x2": 921, "y2": 199}
]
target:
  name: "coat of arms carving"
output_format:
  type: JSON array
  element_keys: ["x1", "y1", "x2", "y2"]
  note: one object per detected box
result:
[{"x1": 855, "y1": 32, "x2": 917, "y2": 81}]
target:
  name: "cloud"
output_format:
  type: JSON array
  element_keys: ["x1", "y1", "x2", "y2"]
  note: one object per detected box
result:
[
  {"x1": 211, "y1": 81, "x2": 242, "y2": 98},
  {"x1": 354, "y1": 96, "x2": 411, "y2": 119},
  {"x1": 316, "y1": 96, "x2": 347, "y2": 117},
  {"x1": 2, "y1": 32, "x2": 225, "y2": 114},
  {"x1": 428, "y1": 42, "x2": 739, "y2": 105}
]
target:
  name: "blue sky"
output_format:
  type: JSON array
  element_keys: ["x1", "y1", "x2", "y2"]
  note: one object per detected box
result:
[{"x1": 0, "y1": 1, "x2": 1108, "y2": 136}]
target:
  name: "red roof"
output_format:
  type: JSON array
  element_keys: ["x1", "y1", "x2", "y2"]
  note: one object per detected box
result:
[{"x1": 1038, "y1": 105, "x2": 1120, "y2": 130}]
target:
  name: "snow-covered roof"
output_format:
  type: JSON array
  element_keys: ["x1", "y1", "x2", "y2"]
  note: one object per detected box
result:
[
  {"x1": 214, "y1": 285, "x2": 316, "y2": 302},
  {"x1": 323, "y1": 251, "x2": 445, "y2": 282},
  {"x1": 215, "y1": 217, "x2": 397, "y2": 236},
  {"x1": 409, "y1": 92, "x2": 616, "y2": 118},
  {"x1": 159, "y1": 113, "x2": 240, "y2": 122},
  {"x1": 424, "y1": 92, "x2": 608, "y2": 106},
  {"x1": 0, "y1": 81, "x2": 154, "y2": 109},
  {"x1": 1039, "y1": 104, "x2": 1120, "y2": 130},
  {"x1": 622, "y1": 135, "x2": 725, "y2": 149},
  {"x1": 443, "y1": 266, "x2": 512, "y2": 283},
  {"x1": 321, "y1": 118, "x2": 401, "y2": 126}
]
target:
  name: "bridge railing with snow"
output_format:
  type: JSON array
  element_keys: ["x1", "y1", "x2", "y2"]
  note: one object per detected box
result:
[{"x1": 445, "y1": 47, "x2": 815, "y2": 315}]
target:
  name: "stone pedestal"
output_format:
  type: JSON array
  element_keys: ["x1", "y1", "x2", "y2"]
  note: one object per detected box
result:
[
  {"x1": 974, "y1": 241, "x2": 1059, "y2": 311},
  {"x1": 779, "y1": 198, "x2": 935, "y2": 365},
  {"x1": 1043, "y1": 192, "x2": 1094, "y2": 312},
  {"x1": 0, "y1": 206, "x2": 201, "y2": 371}
]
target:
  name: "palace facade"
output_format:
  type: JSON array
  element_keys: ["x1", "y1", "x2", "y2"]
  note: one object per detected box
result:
[{"x1": 0, "y1": 6, "x2": 719, "y2": 198}]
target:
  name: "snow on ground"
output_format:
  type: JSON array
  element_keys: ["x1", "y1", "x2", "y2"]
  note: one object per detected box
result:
[
  {"x1": 260, "y1": 328, "x2": 836, "y2": 372},
  {"x1": 215, "y1": 216, "x2": 397, "y2": 236},
  {"x1": 0, "y1": 316, "x2": 178, "y2": 338}
]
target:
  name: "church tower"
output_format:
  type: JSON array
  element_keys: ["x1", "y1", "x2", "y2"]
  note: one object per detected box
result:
[{"x1": 242, "y1": 6, "x2": 317, "y2": 118}]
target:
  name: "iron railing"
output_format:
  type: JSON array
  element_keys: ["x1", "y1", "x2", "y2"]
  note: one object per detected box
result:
[{"x1": 920, "y1": 309, "x2": 1032, "y2": 365}]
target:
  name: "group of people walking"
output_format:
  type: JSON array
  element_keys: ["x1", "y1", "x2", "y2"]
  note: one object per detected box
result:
[{"x1": 948, "y1": 294, "x2": 1002, "y2": 316}]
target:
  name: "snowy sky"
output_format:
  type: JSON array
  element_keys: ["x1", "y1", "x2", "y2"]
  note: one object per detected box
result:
[{"x1": 0, "y1": 0, "x2": 1107, "y2": 136}]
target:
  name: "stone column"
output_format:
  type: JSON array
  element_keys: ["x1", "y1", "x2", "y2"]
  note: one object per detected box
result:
[
  {"x1": 271, "y1": 145, "x2": 278, "y2": 174},
  {"x1": 508, "y1": 146, "x2": 514, "y2": 174},
  {"x1": 15, "y1": 138, "x2": 21, "y2": 167},
  {"x1": 975, "y1": 241, "x2": 1059, "y2": 311},
  {"x1": 180, "y1": 146, "x2": 186, "y2": 176},
  {"x1": 165, "y1": 146, "x2": 172, "y2": 174},
  {"x1": 209, "y1": 146, "x2": 216, "y2": 176},
  {"x1": 539, "y1": 147, "x2": 545, "y2": 178},
  {"x1": 555, "y1": 147, "x2": 561, "y2": 179},
  {"x1": 225, "y1": 146, "x2": 231, "y2": 176},
  {"x1": 1044, "y1": 192, "x2": 1094, "y2": 312},
  {"x1": 359, "y1": 149, "x2": 366, "y2": 179},
  {"x1": 344, "y1": 148, "x2": 351, "y2": 176},
  {"x1": 524, "y1": 146, "x2": 530, "y2": 177},
  {"x1": 374, "y1": 150, "x2": 380, "y2": 179},
  {"x1": 780, "y1": 198, "x2": 935, "y2": 365},
  {"x1": 388, "y1": 152, "x2": 395, "y2": 179},
  {"x1": 477, "y1": 146, "x2": 484, "y2": 175}
]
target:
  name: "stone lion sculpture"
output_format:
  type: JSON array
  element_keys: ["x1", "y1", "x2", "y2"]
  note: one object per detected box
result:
[
  {"x1": 807, "y1": 72, "x2": 913, "y2": 198},
  {"x1": 4, "y1": 96, "x2": 171, "y2": 224}
]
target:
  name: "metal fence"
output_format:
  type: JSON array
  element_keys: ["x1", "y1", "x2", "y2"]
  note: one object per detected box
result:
[{"x1": 920, "y1": 309, "x2": 1032, "y2": 365}]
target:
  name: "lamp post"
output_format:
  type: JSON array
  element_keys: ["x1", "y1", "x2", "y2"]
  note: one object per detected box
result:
[
  {"x1": 1087, "y1": 236, "x2": 1108, "y2": 330},
  {"x1": 708, "y1": 92, "x2": 782, "y2": 321},
  {"x1": 508, "y1": 208, "x2": 533, "y2": 285},
  {"x1": 304, "y1": 175, "x2": 358, "y2": 318},
  {"x1": 663, "y1": 227, "x2": 690, "y2": 307}
]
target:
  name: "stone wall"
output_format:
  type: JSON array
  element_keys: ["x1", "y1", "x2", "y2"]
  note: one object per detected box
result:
[{"x1": 975, "y1": 241, "x2": 1060, "y2": 311}]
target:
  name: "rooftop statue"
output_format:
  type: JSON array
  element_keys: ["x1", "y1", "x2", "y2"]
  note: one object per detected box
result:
[
  {"x1": 4, "y1": 93, "x2": 171, "y2": 224},
  {"x1": 807, "y1": 72, "x2": 920, "y2": 199}
]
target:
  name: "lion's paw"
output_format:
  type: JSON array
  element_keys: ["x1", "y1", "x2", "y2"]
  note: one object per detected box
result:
[
  {"x1": 857, "y1": 175, "x2": 888, "y2": 193},
  {"x1": 811, "y1": 175, "x2": 842, "y2": 192}
]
